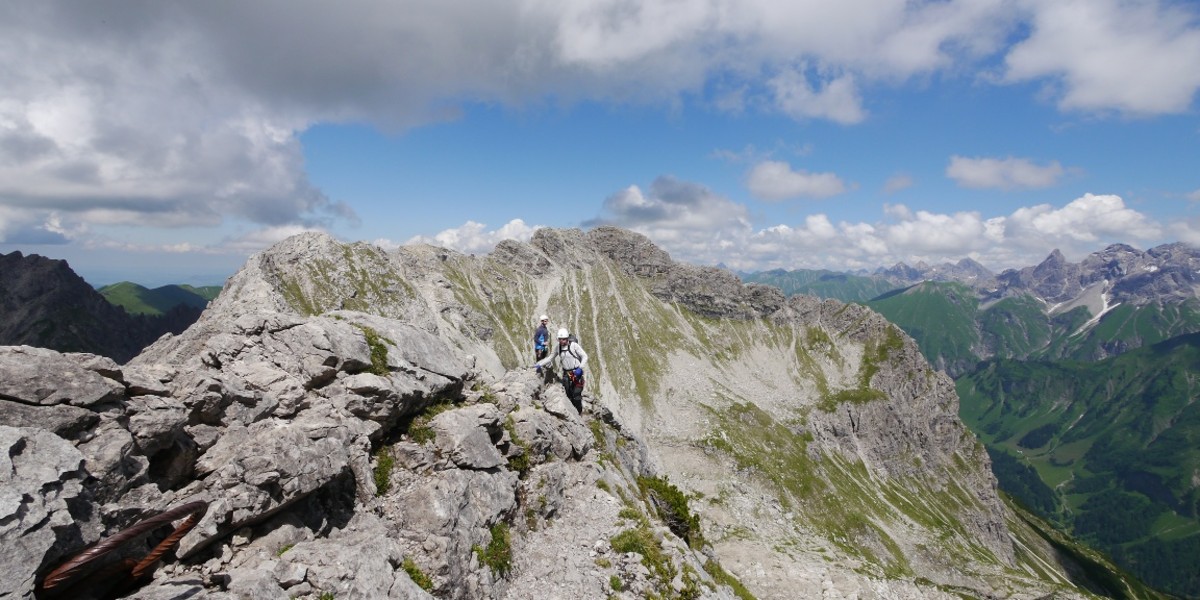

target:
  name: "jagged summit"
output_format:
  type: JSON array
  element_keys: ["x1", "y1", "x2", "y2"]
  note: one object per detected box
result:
[
  {"x1": 1, "y1": 228, "x2": 1141, "y2": 599},
  {"x1": 994, "y1": 242, "x2": 1200, "y2": 305},
  {"x1": 0, "y1": 250, "x2": 202, "y2": 362}
]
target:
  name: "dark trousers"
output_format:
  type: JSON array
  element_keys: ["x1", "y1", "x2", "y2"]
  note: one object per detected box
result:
[{"x1": 562, "y1": 370, "x2": 583, "y2": 414}]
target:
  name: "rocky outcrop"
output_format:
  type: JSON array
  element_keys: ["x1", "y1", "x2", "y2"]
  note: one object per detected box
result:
[
  {"x1": 583, "y1": 226, "x2": 786, "y2": 320},
  {"x1": 0, "y1": 289, "x2": 729, "y2": 599}
]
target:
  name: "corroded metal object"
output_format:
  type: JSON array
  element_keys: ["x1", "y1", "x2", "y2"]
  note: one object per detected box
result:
[{"x1": 38, "y1": 501, "x2": 208, "y2": 599}]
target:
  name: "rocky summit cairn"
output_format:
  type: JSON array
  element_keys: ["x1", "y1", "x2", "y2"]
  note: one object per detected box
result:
[{"x1": 1, "y1": 228, "x2": 1128, "y2": 599}]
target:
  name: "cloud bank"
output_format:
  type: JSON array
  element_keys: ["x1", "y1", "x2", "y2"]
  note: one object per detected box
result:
[
  {"x1": 2, "y1": 0, "x2": 1197, "y2": 249},
  {"x1": 423, "y1": 190, "x2": 1182, "y2": 273}
]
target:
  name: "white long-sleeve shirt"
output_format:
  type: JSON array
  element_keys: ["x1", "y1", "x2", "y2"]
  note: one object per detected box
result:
[{"x1": 536, "y1": 340, "x2": 588, "y2": 371}]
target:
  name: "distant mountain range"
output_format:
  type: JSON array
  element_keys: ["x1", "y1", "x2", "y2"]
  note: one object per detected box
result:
[
  {"x1": 743, "y1": 241, "x2": 1200, "y2": 597},
  {"x1": 0, "y1": 251, "x2": 213, "y2": 362},
  {"x1": 743, "y1": 242, "x2": 1200, "y2": 375}
]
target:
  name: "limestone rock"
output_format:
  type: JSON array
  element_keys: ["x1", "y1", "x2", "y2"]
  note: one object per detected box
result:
[
  {"x1": 0, "y1": 426, "x2": 90, "y2": 599},
  {"x1": 0, "y1": 346, "x2": 124, "y2": 407},
  {"x1": 431, "y1": 404, "x2": 507, "y2": 470}
]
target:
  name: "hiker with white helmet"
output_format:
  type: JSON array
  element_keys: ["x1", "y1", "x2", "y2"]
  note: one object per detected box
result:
[{"x1": 534, "y1": 327, "x2": 589, "y2": 414}]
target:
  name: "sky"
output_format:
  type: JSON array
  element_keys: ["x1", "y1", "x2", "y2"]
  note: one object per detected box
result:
[{"x1": 1, "y1": 1, "x2": 1199, "y2": 287}]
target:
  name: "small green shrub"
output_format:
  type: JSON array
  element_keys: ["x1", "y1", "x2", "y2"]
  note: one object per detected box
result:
[
  {"x1": 474, "y1": 522, "x2": 512, "y2": 576},
  {"x1": 638, "y1": 475, "x2": 705, "y2": 548},
  {"x1": 610, "y1": 574, "x2": 623, "y2": 591},
  {"x1": 354, "y1": 325, "x2": 391, "y2": 376},
  {"x1": 503, "y1": 416, "x2": 532, "y2": 477},
  {"x1": 610, "y1": 527, "x2": 673, "y2": 588},
  {"x1": 611, "y1": 527, "x2": 656, "y2": 557},
  {"x1": 703, "y1": 559, "x2": 757, "y2": 600},
  {"x1": 402, "y1": 557, "x2": 434, "y2": 592},
  {"x1": 399, "y1": 398, "x2": 456, "y2": 444},
  {"x1": 373, "y1": 447, "x2": 394, "y2": 496},
  {"x1": 589, "y1": 419, "x2": 607, "y2": 447}
]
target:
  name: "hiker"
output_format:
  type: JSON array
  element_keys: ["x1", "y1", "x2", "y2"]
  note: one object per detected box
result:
[
  {"x1": 533, "y1": 315, "x2": 550, "y2": 362},
  {"x1": 534, "y1": 328, "x2": 588, "y2": 414}
]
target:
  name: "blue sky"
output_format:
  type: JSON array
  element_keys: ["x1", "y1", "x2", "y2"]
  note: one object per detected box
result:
[{"x1": 1, "y1": 1, "x2": 1198, "y2": 287}]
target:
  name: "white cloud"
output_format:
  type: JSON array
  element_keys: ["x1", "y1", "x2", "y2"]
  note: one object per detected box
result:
[
  {"x1": 747, "y1": 161, "x2": 848, "y2": 200},
  {"x1": 946, "y1": 155, "x2": 1067, "y2": 190},
  {"x1": 1188, "y1": 188, "x2": 1200, "y2": 202},
  {"x1": 1004, "y1": 0, "x2": 1200, "y2": 115},
  {"x1": 1168, "y1": 220, "x2": 1200, "y2": 246},
  {"x1": 588, "y1": 177, "x2": 752, "y2": 233},
  {"x1": 583, "y1": 177, "x2": 753, "y2": 264},
  {"x1": 582, "y1": 179, "x2": 1175, "y2": 272},
  {"x1": 881, "y1": 208, "x2": 994, "y2": 254},
  {"x1": 768, "y1": 68, "x2": 867, "y2": 124},
  {"x1": 403, "y1": 194, "x2": 1178, "y2": 275},
  {"x1": 405, "y1": 219, "x2": 541, "y2": 255},
  {"x1": 1004, "y1": 193, "x2": 1160, "y2": 245}
]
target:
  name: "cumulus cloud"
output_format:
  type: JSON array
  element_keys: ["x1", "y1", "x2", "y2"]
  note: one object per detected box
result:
[
  {"x1": 1003, "y1": 193, "x2": 1161, "y2": 246},
  {"x1": 946, "y1": 155, "x2": 1067, "y2": 190},
  {"x1": 404, "y1": 219, "x2": 541, "y2": 255},
  {"x1": 1004, "y1": 0, "x2": 1200, "y2": 115},
  {"x1": 768, "y1": 68, "x2": 867, "y2": 124},
  {"x1": 580, "y1": 177, "x2": 753, "y2": 264},
  {"x1": 587, "y1": 177, "x2": 752, "y2": 232},
  {"x1": 746, "y1": 161, "x2": 848, "y2": 200}
]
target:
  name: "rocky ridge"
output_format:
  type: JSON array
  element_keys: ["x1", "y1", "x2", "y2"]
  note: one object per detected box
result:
[{"x1": 1, "y1": 227, "x2": 1132, "y2": 599}]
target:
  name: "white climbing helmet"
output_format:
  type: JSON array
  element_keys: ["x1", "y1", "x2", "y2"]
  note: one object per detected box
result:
[
  {"x1": 540, "y1": 314, "x2": 549, "y2": 322},
  {"x1": 557, "y1": 328, "x2": 570, "y2": 339}
]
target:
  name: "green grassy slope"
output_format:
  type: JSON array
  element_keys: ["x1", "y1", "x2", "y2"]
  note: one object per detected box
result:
[
  {"x1": 99, "y1": 282, "x2": 213, "y2": 315},
  {"x1": 866, "y1": 282, "x2": 982, "y2": 375},
  {"x1": 957, "y1": 334, "x2": 1200, "y2": 597}
]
